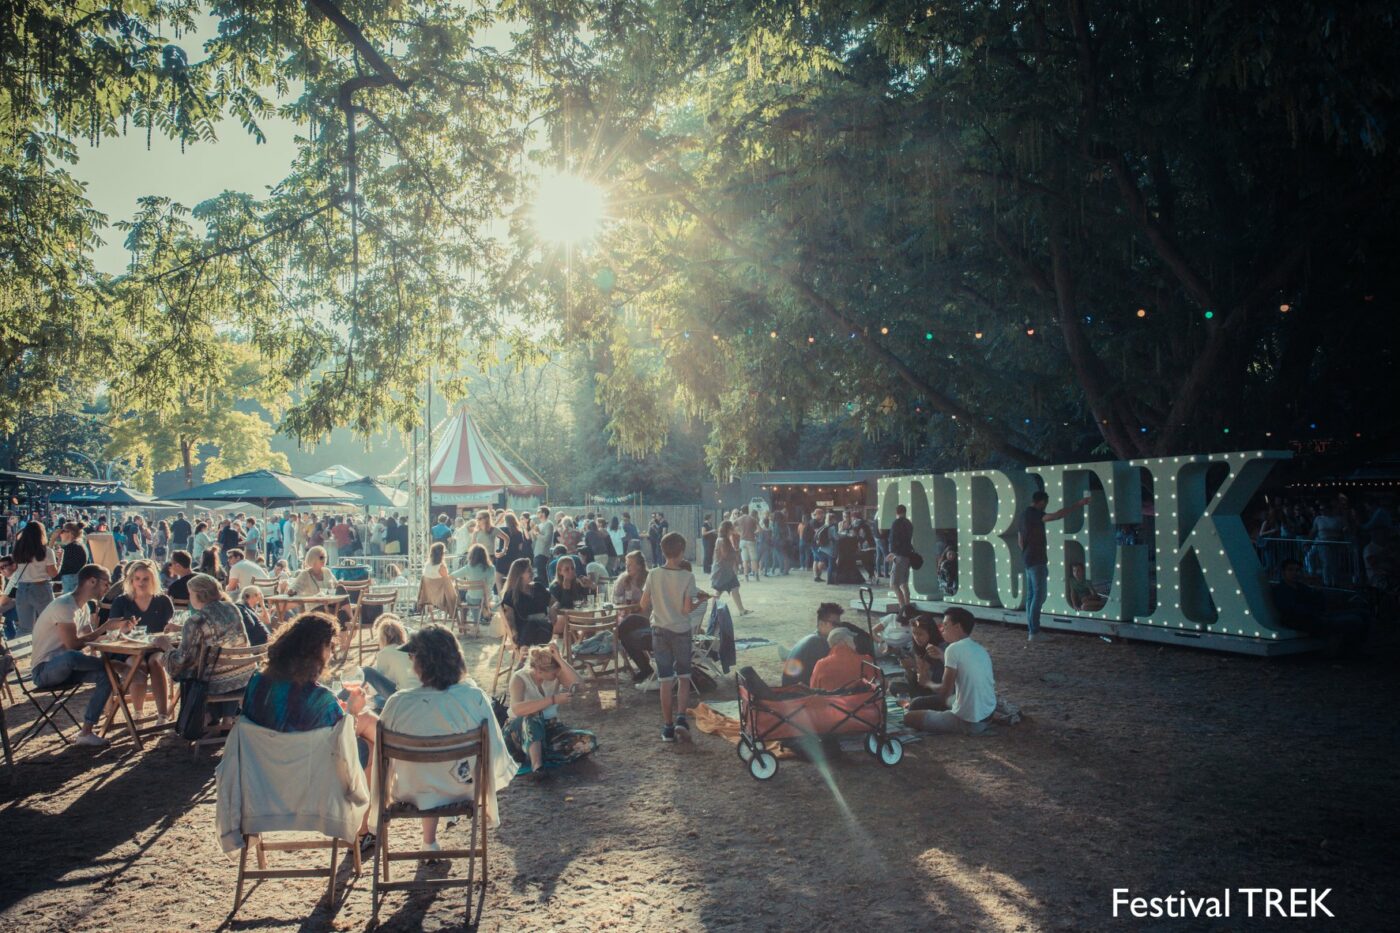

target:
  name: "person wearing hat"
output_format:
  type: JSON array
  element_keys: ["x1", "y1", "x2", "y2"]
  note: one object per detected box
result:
[
  {"x1": 780, "y1": 602, "x2": 876, "y2": 687},
  {"x1": 378, "y1": 625, "x2": 516, "y2": 848}
]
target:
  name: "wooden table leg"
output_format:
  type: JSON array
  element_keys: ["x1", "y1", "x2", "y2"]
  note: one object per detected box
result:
[{"x1": 101, "y1": 654, "x2": 146, "y2": 750}]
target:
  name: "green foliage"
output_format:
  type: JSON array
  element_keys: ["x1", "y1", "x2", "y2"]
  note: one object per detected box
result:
[
  {"x1": 519, "y1": 0, "x2": 1400, "y2": 469},
  {"x1": 105, "y1": 339, "x2": 290, "y2": 489}
]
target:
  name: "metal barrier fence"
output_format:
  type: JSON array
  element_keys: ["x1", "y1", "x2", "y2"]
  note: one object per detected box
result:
[{"x1": 1256, "y1": 537, "x2": 1364, "y2": 588}]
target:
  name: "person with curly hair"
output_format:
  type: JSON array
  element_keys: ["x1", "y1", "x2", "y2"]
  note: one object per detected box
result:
[
  {"x1": 505, "y1": 643, "x2": 597, "y2": 778},
  {"x1": 239, "y1": 613, "x2": 378, "y2": 766},
  {"x1": 379, "y1": 625, "x2": 516, "y2": 846}
]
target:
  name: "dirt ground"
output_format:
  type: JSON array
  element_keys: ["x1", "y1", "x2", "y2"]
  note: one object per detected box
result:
[{"x1": 3, "y1": 570, "x2": 1398, "y2": 932}]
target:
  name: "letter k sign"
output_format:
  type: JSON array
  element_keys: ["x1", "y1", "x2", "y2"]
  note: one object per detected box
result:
[{"x1": 1130, "y1": 452, "x2": 1289, "y2": 638}]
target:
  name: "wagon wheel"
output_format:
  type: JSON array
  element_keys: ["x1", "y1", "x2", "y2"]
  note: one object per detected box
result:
[
  {"x1": 864, "y1": 733, "x2": 880, "y2": 757},
  {"x1": 879, "y1": 737, "x2": 904, "y2": 767},
  {"x1": 749, "y1": 750, "x2": 778, "y2": 781},
  {"x1": 737, "y1": 739, "x2": 755, "y2": 763}
]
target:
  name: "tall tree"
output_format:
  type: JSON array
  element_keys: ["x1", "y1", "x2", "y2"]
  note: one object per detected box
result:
[
  {"x1": 105, "y1": 339, "x2": 290, "y2": 490},
  {"x1": 516, "y1": 0, "x2": 1400, "y2": 470}
]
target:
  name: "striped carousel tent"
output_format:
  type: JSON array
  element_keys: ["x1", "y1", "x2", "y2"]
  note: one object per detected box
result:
[{"x1": 429, "y1": 409, "x2": 547, "y2": 504}]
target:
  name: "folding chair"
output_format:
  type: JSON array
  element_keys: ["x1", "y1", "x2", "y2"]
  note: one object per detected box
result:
[
  {"x1": 455, "y1": 580, "x2": 487, "y2": 637},
  {"x1": 371, "y1": 723, "x2": 490, "y2": 926},
  {"x1": 356, "y1": 590, "x2": 398, "y2": 665},
  {"x1": 227, "y1": 723, "x2": 365, "y2": 915},
  {"x1": 4, "y1": 638, "x2": 86, "y2": 750},
  {"x1": 563, "y1": 611, "x2": 623, "y2": 700},
  {"x1": 192, "y1": 643, "x2": 267, "y2": 757},
  {"x1": 489, "y1": 607, "x2": 528, "y2": 698}
]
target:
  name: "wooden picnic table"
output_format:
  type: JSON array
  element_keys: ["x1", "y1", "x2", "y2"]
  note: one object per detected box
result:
[{"x1": 90, "y1": 634, "x2": 178, "y2": 751}]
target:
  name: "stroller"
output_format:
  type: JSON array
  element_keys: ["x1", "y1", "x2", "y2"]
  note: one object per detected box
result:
[{"x1": 735, "y1": 657, "x2": 904, "y2": 781}]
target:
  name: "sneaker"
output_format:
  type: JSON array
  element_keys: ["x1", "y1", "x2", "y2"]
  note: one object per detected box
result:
[
  {"x1": 154, "y1": 714, "x2": 170, "y2": 728},
  {"x1": 422, "y1": 840, "x2": 443, "y2": 861},
  {"x1": 674, "y1": 715, "x2": 691, "y2": 743},
  {"x1": 1026, "y1": 632, "x2": 1036, "y2": 642},
  {"x1": 740, "y1": 609, "x2": 754, "y2": 616},
  {"x1": 630, "y1": 669, "x2": 653, "y2": 685},
  {"x1": 661, "y1": 723, "x2": 676, "y2": 743},
  {"x1": 634, "y1": 673, "x2": 661, "y2": 692},
  {"x1": 74, "y1": 731, "x2": 108, "y2": 747}
]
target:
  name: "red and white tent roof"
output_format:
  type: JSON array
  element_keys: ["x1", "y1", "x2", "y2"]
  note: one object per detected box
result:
[{"x1": 429, "y1": 410, "x2": 546, "y2": 497}]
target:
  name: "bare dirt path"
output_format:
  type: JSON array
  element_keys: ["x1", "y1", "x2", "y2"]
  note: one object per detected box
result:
[{"x1": 3, "y1": 571, "x2": 1397, "y2": 931}]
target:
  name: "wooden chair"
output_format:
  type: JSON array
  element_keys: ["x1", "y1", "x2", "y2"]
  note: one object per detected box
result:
[
  {"x1": 191, "y1": 643, "x2": 268, "y2": 757},
  {"x1": 455, "y1": 580, "x2": 488, "y2": 637},
  {"x1": 250, "y1": 577, "x2": 281, "y2": 596},
  {"x1": 356, "y1": 590, "x2": 399, "y2": 665},
  {"x1": 489, "y1": 607, "x2": 528, "y2": 698},
  {"x1": 415, "y1": 575, "x2": 458, "y2": 627},
  {"x1": 371, "y1": 723, "x2": 490, "y2": 926},
  {"x1": 563, "y1": 611, "x2": 623, "y2": 699}
]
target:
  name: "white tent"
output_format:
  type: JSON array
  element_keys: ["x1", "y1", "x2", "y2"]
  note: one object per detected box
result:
[{"x1": 303, "y1": 464, "x2": 364, "y2": 487}]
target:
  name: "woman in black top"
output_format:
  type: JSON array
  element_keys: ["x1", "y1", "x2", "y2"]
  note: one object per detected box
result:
[
  {"x1": 106, "y1": 559, "x2": 173, "y2": 724},
  {"x1": 495, "y1": 513, "x2": 525, "y2": 578},
  {"x1": 549, "y1": 556, "x2": 595, "y2": 611},
  {"x1": 499, "y1": 557, "x2": 557, "y2": 646},
  {"x1": 57, "y1": 522, "x2": 89, "y2": 593}
]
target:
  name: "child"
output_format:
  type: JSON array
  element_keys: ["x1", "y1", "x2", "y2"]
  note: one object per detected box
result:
[
  {"x1": 874, "y1": 603, "x2": 916, "y2": 655},
  {"x1": 640, "y1": 531, "x2": 699, "y2": 742}
]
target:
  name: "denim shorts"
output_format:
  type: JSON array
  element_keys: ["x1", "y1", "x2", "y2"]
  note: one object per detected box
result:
[{"x1": 651, "y1": 627, "x2": 692, "y2": 680}]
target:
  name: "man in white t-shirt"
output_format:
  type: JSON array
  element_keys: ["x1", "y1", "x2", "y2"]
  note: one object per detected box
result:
[
  {"x1": 225, "y1": 548, "x2": 265, "y2": 594},
  {"x1": 904, "y1": 607, "x2": 996, "y2": 736},
  {"x1": 29, "y1": 564, "x2": 123, "y2": 746}
]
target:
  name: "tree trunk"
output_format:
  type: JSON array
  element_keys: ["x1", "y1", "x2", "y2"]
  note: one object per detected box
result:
[{"x1": 181, "y1": 438, "x2": 194, "y2": 487}]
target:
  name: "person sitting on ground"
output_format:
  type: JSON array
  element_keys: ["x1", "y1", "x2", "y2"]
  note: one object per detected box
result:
[
  {"x1": 378, "y1": 624, "x2": 517, "y2": 843},
  {"x1": 1270, "y1": 558, "x2": 1369, "y2": 653},
  {"x1": 549, "y1": 555, "x2": 596, "y2": 611},
  {"x1": 361, "y1": 614, "x2": 421, "y2": 705},
  {"x1": 155, "y1": 573, "x2": 255, "y2": 730},
  {"x1": 903, "y1": 607, "x2": 996, "y2": 736},
  {"x1": 28, "y1": 564, "x2": 122, "y2": 746},
  {"x1": 1067, "y1": 561, "x2": 1106, "y2": 612},
  {"x1": 505, "y1": 643, "x2": 597, "y2": 779},
  {"x1": 237, "y1": 586, "x2": 274, "y2": 646},
  {"x1": 108, "y1": 558, "x2": 173, "y2": 723},
  {"x1": 810, "y1": 627, "x2": 875, "y2": 692},
  {"x1": 902, "y1": 614, "x2": 945, "y2": 697},
  {"x1": 226, "y1": 548, "x2": 264, "y2": 595},
  {"x1": 165, "y1": 550, "x2": 195, "y2": 603},
  {"x1": 499, "y1": 557, "x2": 560, "y2": 646},
  {"x1": 781, "y1": 602, "x2": 876, "y2": 686},
  {"x1": 385, "y1": 563, "x2": 411, "y2": 587}
]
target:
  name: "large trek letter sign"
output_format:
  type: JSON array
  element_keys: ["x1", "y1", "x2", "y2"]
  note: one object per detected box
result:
[{"x1": 875, "y1": 450, "x2": 1292, "y2": 650}]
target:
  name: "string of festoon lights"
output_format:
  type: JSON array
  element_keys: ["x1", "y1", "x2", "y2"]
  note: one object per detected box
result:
[
  {"x1": 673, "y1": 299, "x2": 1324, "y2": 347},
  {"x1": 667, "y1": 301, "x2": 1378, "y2": 442}
]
